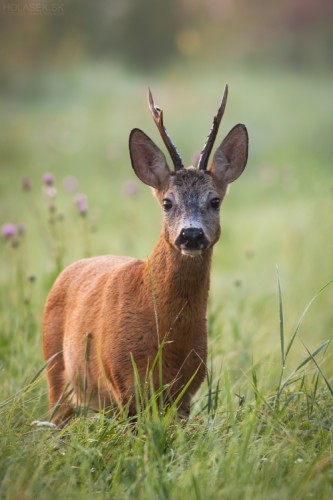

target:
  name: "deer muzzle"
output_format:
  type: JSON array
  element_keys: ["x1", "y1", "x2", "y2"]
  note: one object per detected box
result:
[{"x1": 175, "y1": 227, "x2": 209, "y2": 257}]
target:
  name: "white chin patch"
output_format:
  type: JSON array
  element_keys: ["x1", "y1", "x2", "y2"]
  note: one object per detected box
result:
[{"x1": 181, "y1": 249, "x2": 202, "y2": 257}]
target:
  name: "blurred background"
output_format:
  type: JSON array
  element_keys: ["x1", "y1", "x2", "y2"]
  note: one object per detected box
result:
[
  {"x1": 0, "y1": 0, "x2": 333, "y2": 373},
  {"x1": 1, "y1": 0, "x2": 333, "y2": 71}
]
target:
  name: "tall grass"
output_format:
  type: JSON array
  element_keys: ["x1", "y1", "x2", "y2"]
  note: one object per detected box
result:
[{"x1": 0, "y1": 62, "x2": 332, "y2": 498}]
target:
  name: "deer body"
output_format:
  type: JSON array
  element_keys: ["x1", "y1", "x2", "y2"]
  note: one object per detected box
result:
[{"x1": 43, "y1": 86, "x2": 248, "y2": 423}]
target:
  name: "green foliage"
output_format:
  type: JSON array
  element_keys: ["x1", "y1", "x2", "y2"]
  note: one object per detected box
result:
[{"x1": 0, "y1": 63, "x2": 333, "y2": 498}]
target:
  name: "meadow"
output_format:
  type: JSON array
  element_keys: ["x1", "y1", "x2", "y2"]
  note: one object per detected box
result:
[{"x1": 0, "y1": 62, "x2": 332, "y2": 499}]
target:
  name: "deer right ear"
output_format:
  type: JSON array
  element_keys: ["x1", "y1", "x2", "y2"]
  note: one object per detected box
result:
[
  {"x1": 129, "y1": 128, "x2": 171, "y2": 190},
  {"x1": 209, "y1": 124, "x2": 248, "y2": 186}
]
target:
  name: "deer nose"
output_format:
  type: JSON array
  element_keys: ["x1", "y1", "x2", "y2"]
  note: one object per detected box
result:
[{"x1": 179, "y1": 227, "x2": 205, "y2": 249}]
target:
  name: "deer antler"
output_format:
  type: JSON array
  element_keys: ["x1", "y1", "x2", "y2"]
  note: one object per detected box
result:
[
  {"x1": 197, "y1": 84, "x2": 228, "y2": 171},
  {"x1": 148, "y1": 88, "x2": 184, "y2": 171}
]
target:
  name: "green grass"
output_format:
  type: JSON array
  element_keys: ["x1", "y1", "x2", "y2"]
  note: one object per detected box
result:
[{"x1": 0, "y1": 62, "x2": 332, "y2": 499}]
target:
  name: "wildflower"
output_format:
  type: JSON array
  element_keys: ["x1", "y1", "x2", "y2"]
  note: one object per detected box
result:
[
  {"x1": 2, "y1": 223, "x2": 16, "y2": 239},
  {"x1": 21, "y1": 176, "x2": 31, "y2": 191},
  {"x1": 123, "y1": 180, "x2": 140, "y2": 197},
  {"x1": 42, "y1": 172, "x2": 54, "y2": 186},
  {"x1": 42, "y1": 172, "x2": 57, "y2": 198},
  {"x1": 1, "y1": 223, "x2": 20, "y2": 248},
  {"x1": 75, "y1": 194, "x2": 88, "y2": 216},
  {"x1": 63, "y1": 176, "x2": 79, "y2": 194}
]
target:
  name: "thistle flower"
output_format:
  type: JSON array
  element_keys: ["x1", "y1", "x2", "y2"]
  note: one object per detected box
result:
[
  {"x1": 42, "y1": 172, "x2": 54, "y2": 186},
  {"x1": 2, "y1": 223, "x2": 16, "y2": 239},
  {"x1": 75, "y1": 194, "x2": 88, "y2": 216}
]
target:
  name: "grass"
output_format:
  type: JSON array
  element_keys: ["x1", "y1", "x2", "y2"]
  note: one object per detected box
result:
[{"x1": 0, "y1": 61, "x2": 332, "y2": 499}]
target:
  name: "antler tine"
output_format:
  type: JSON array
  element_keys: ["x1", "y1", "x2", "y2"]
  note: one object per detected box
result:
[
  {"x1": 198, "y1": 84, "x2": 228, "y2": 171},
  {"x1": 148, "y1": 88, "x2": 184, "y2": 171}
]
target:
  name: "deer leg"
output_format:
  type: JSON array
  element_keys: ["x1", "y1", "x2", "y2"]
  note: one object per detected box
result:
[{"x1": 45, "y1": 353, "x2": 75, "y2": 425}]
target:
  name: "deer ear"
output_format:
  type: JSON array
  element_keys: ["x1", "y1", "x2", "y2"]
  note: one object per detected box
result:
[
  {"x1": 209, "y1": 124, "x2": 248, "y2": 186},
  {"x1": 129, "y1": 128, "x2": 171, "y2": 189}
]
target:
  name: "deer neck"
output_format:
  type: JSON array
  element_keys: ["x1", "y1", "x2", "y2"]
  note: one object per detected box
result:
[{"x1": 144, "y1": 233, "x2": 212, "y2": 338}]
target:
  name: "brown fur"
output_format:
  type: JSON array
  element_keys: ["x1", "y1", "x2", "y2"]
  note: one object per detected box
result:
[{"x1": 43, "y1": 95, "x2": 248, "y2": 424}]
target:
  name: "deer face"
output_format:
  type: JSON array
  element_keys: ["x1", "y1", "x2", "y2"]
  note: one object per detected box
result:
[
  {"x1": 158, "y1": 168, "x2": 224, "y2": 256},
  {"x1": 129, "y1": 87, "x2": 248, "y2": 257}
]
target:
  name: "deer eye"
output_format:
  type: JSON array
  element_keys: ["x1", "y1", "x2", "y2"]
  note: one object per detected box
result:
[
  {"x1": 210, "y1": 197, "x2": 220, "y2": 209},
  {"x1": 163, "y1": 198, "x2": 173, "y2": 211}
]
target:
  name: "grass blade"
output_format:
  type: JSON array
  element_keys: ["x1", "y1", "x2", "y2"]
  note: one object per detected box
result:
[
  {"x1": 0, "y1": 352, "x2": 61, "y2": 410},
  {"x1": 285, "y1": 279, "x2": 333, "y2": 359},
  {"x1": 276, "y1": 266, "x2": 285, "y2": 367},
  {"x1": 299, "y1": 337, "x2": 333, "y2": 397},
  {"x1": 278, "y1": 339, "x2": 331, "y2": 397}
]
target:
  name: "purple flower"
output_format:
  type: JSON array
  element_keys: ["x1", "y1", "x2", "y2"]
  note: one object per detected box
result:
[
  {"x1": 123, "y1": 180, "x2": 140, "y2": 197},
  {"x1": 75, "y1": 194, "x2": 88, "y2": 216},
  {"x1": 21, "y1": 176, "x2": 31, "y2": 191},
  {"x1": 43, "y1": 173, "x2": 54, "y2": 186},
  {"x1": 2, "y1": 223, "x2": 16, "y2": 239}
]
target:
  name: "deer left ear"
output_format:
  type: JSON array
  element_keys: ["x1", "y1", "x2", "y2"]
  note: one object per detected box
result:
[
  {"x1": 209, "y1": 124, "x2": 248, "y2": 186},
  {"x1": 129, "y1": 128, "x2": 171, "y2": 190}
]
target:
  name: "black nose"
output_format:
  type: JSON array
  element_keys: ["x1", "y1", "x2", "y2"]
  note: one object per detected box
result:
[{"x1": 179, "y1": 227, "x2": 205, "y2": 249}]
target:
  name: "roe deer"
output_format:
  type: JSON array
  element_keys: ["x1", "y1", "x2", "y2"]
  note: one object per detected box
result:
[{"x1": 43, "y1": 85, "x2": 248, "y2": 423}]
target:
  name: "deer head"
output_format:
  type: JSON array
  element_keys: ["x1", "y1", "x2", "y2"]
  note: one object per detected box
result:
[{"x1": 129, "y1": 85, "x2": 248, "y2": 257}]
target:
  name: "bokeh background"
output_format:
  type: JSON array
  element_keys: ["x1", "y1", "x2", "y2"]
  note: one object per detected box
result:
[
  {"x1": 1, "y1": 0, "x2": 333, "y2": 71},
  {"x1": 1, "y1": 0, "x2": 333, "y2": 381}
]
